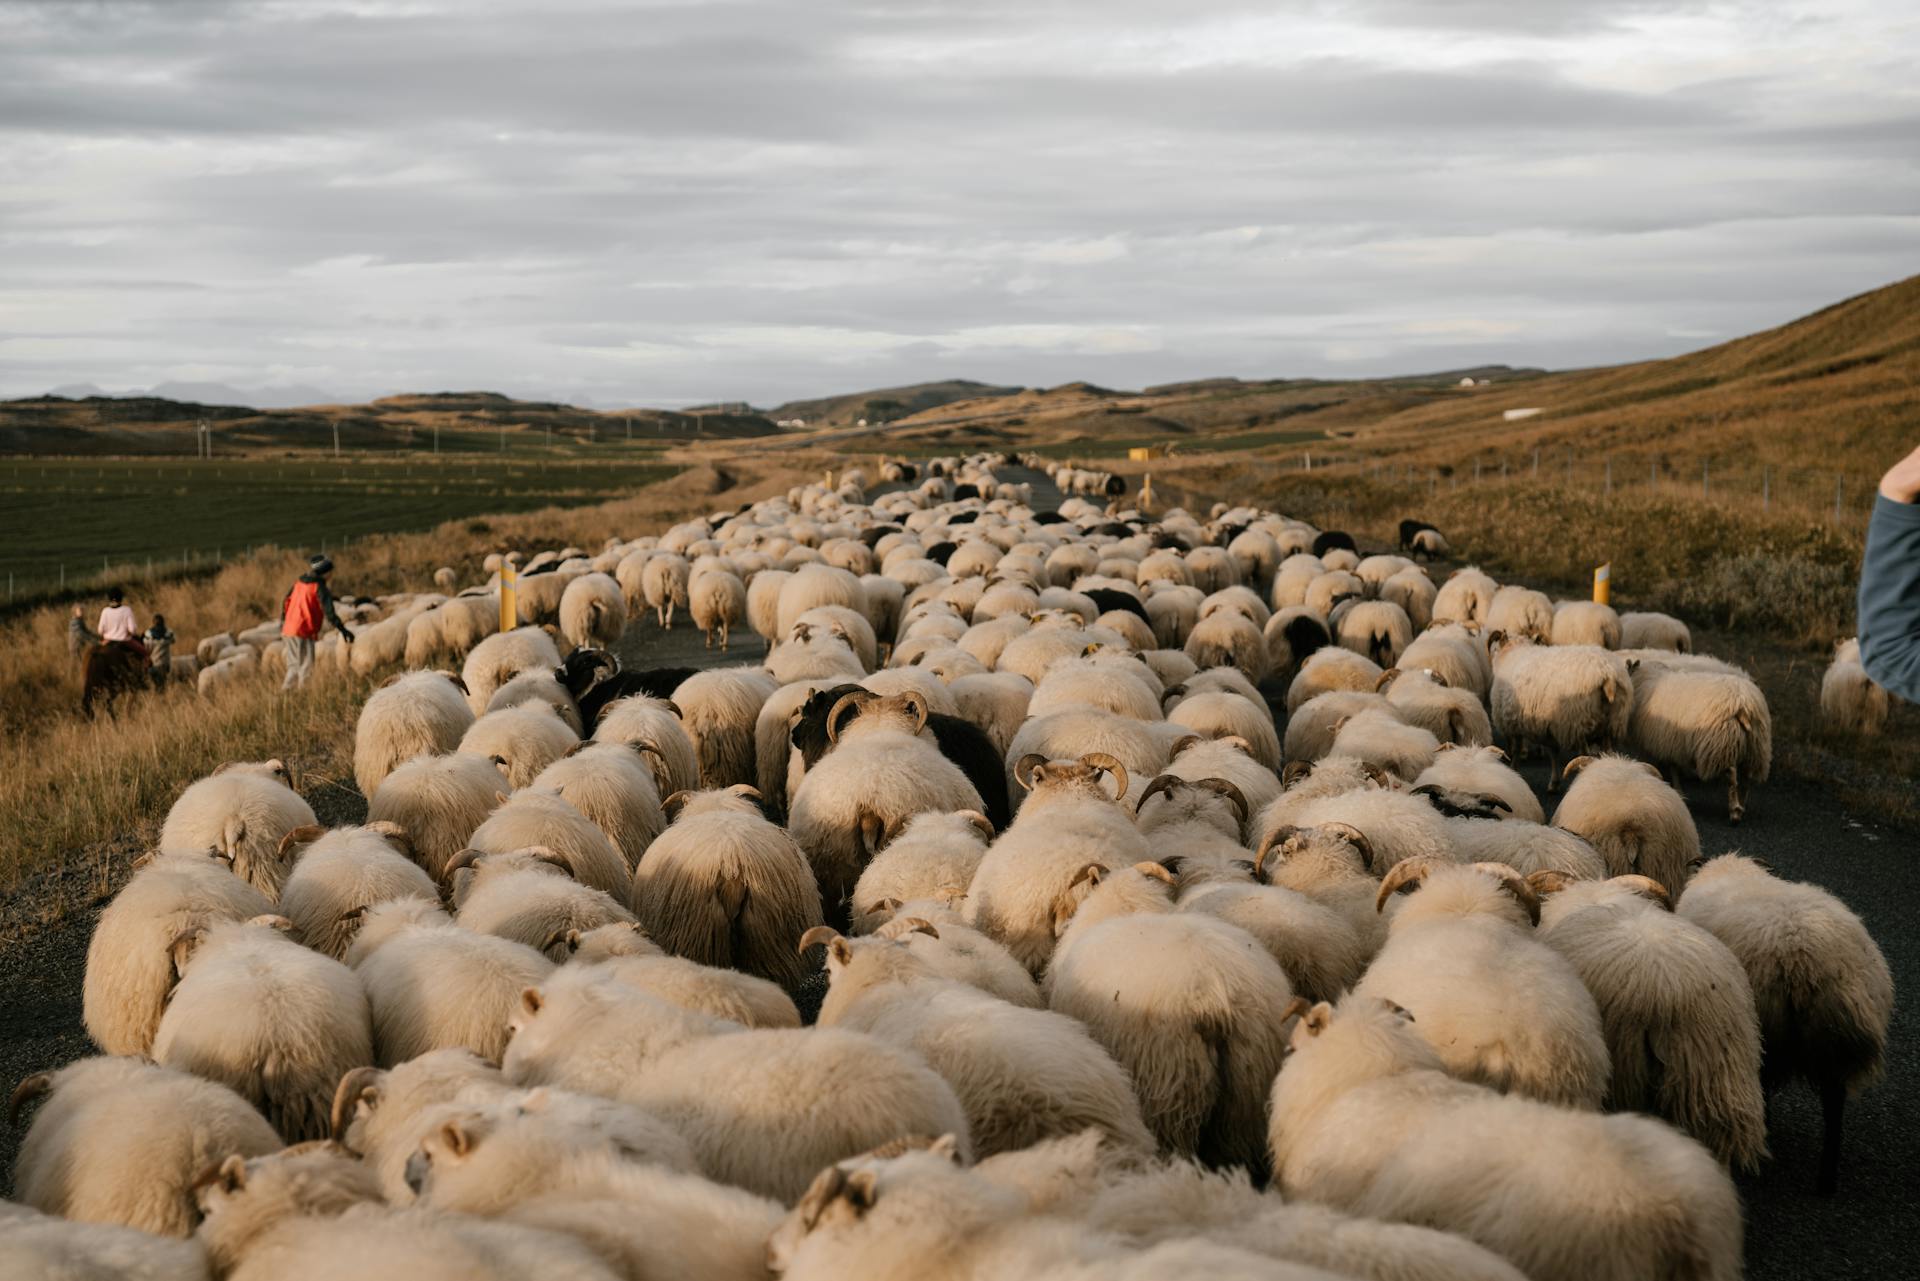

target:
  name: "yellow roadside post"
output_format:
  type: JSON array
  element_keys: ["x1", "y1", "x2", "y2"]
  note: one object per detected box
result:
[
  {"x1": 1593, "y1": 563, "x2": 1611, "y2": 605},
  {"x1": 500, "y1": 561, "x2": 518, "y2": 631},
  {"x1": 1141, "y1": 472, "x2": 1155, "y2": 514}
]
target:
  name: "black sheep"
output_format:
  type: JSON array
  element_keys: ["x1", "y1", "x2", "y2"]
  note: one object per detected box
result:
[
  {"x1": 558, "y1": 647, "x2": 697, "y2": 733},
  {"x1": 1082, "y1": 587, "x2": 1151, "y2": 625},
  {"x1": 952, "y1": 482, "x2": 981, "y2": 501},
  {"x1": 1398, "y1": 519, "x2": 1439, "y2": 551},
  {"x1": 1104, "y1": 474, "x2": 1127, "y2": 496},
  {"x1": 923, "y1": 541, "x2": 958, "y2": 566},
  {"x1": 1312, "y1": 530, "x2": 1357, "y2": 557},
  {"x1": 790, "y1": 684, "x2": 1012, "y2": 832}
]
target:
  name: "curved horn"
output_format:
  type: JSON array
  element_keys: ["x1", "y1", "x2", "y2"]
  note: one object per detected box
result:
[
  {"x1": 661, "y1": 790, "x2": 693, "y2": 819},
  {"x1": 958, "y1": 809, "x2": 994, "y2": 839},
  {"x1": 1280, "y1": 760, "x2": 1312, "y2": 789},
  {"x1": 1359, "y1": 762, "x2": 1392, "y2": 788},
  {"x1": 662, "y1": 699, "x2": 684, "y2": 720},
  {"x1": 1159, "y1": 683, "x2": 1188, "y2": 708},
  {"x1": 329, "y1": 1066, "x2": 384, "y2": 1142},
  {"x1": 1373, "y1": 668, "x2": 1401, "y2": 693},
  {"x1": 524, "y1": 846, "x2": 576, "y2": 879},
  {"x1": 1374, "y1": 857, "x2": 1434, "y2": 913},
  {"x1": 1133, "y1": 861, "x2": 1176, "y2": 886},
  {"x1": 897, "y1": 690, "x2": 929, "y2": 735},
  {"x1": 1611, "y1": 874, "x2": 1672, "y2": 910},
  {"x1": 1079, "y1": 752, "x2": 1129, "y2": 803},
  {"x1": 1561, "y1": 755, "x2": 1597, "y2": 782},
  {"x1": 897, "y1": 917, "x2": 940, "y2": 939},
  {"x1": 1320, "y1": 821, "x2": 1376, "y2": 873},
  {"x1": 1132, "y1": 773, "x2": 1182, "y2": 818},
  {"x1": 10, "y1": 1073, "x2": 51, "y2": 1128},
  {"x1": 363, "y1": 820, "x2": 413, "y2": 861},
  {"x1": 1470, "y1": 862, "x2": 1541, "y2": 925},
  {"x1": 797, "y1": 925, "x2": 842, "y2": 956},
  {"x1": 1525, "y1": 869, "x2": 1577, "y2": 898},
  {"x1": 1013, "y1": 753, "x2": 1049, "y2": 790},
  {"x1": 277, "y1": 824, "x2": 325, "y2": 858},
  {"x1": 1254, "y1": 825, "x2": 1301, "y2": 878},
  {"x1": 441, "y1": 847, "x2": 484, "y2": 883},
  {"x1": 825, "y1": 692, "x2": 866, "y2": 745},
  {"x1": 1167, "y1": 733, "x2": 1202, "y2": 758},
  {"x1": 1195, "y1": 777, "x2": 1249, "y2": 823},
  {"x1": 1279, "y1": 996, "x2": 1311, "y2": 1025}
]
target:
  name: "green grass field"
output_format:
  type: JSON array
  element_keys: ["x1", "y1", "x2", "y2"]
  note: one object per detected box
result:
[
  {"x1": 1019, "y1": 425, "x2": 1326, "y2": 460},
  {"x1": 0, "y1": 451, "x2": 677, "y2": 600}
]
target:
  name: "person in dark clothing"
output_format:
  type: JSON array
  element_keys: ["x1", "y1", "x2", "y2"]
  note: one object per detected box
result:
[
  {"x1": 1858, "y1": 446, "x2": 1920, "y2": 703},
  {"x1": 145, "y1": 614, "x2": 177, "y2": 688},
  {"x1": 280, "y1": 554, "x2": 354, "y2": 690}
]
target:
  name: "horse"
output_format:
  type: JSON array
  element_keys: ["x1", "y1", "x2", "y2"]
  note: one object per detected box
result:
[{"x1": 80, "y1": 642, "x2": 149, "y2": 720}]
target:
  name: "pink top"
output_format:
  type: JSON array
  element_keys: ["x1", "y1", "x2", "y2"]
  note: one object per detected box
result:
[{"x1": 98, "y1": 604, "x2": 138, "y2": 642}]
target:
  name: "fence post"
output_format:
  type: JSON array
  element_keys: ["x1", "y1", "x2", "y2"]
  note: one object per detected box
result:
[
  {"x1": 1473, "y1": 459, "x2": 1481, "y2": 484},
  {"x1": 1834, "y1": 475, "x2": 1843, "y2": 521},
  {"x1": 1650, "y1": 460, "x2": 1656, "y2": 489},
  {"x1": 1533, "y1": 447, "x2": 1540, "y2": 477},
  {"x1": 1762, "y1": 467, "x2": 1770, "y2": 510},
  {"x1": 1604, "y1": 456, "x2": 1612, "y2": 497},
  {"x1": 1702, "y1": 460, "x2": 1709, "y2": 498}
]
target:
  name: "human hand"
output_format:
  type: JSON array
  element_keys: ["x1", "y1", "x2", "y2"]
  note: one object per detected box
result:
[{"x1": 1880, "y1": 445, "x2": 1920, "y2": 504}]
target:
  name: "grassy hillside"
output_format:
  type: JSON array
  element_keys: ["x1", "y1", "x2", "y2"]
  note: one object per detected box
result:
[{"x1": 766, "y1": 379, "x2": 1023, "y2": 428}]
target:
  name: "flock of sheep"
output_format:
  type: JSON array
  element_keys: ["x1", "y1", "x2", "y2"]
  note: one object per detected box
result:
[{"x1": 9, "y1": 452, "x2": 1898, "y2": 1281}]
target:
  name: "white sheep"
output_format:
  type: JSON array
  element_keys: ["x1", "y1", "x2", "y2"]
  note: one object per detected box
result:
[
  {"x1": 871, "y1": 908, "x2": 1043, "y2": 1007},
  {"x1": 1532, "y1": 872, "x2": 1767, "y2": 1172},
  {"x1": 746, "y1": 567, "x2": 793, "y2": 651},
  {"x1": 449, "y1": 848, "x2": 638, "y2": 960},
  {"x1": 1623, "y1": 655, "x2": 1772, "y2": 822},
  {"x1": 809, "y1": 926, "x2": 1156, "y2": 1157},
  {"x1": 1488, "y1": 635, "x2": 1633, "y2": 788},
  {"x1": 1410, "y1": 743, "x2": 1541, "y2": 822},
  {"x1": 276, "y1": 822, "x2": 439, "y2": 959},
  {"x1": 642, "y1": 552, "x2": 692, "y2": 628},
  {"x1": 629, "y1": 784, "x2": 825, "y2": 990},
  {"x1": 1485, "y1": 584, "x2": 1553, "y2": 641},
  {"x1": 1327, "y1": 707, "x2": 1440, "y2": 782},
  {"x1": 1379, "y1": 566, "x2": 1437, "y2": 631},
  {"x1": 1163, "y1": 688, "x2": 1281, "y2": 770},
  {"x1": 1378, "y1": 666, "x2": 1492, "y2": 746},
  {"x1": 566, "y1": 921, "x2": 801, "y2": 1027},
  {"x1": 346, "y1": 898, "x2": 554, "y2": 1065},
  {"x1": 157, "y1": 760, "x2": 315, "y2": 901},
  {"x1": 363, "y1": 750, "x2": 506, "y2": 882},
  {"x1": 11, "y1": 1055, "x2": 282, "y2": 1238},
  {"x1": 1160, "y1": 734, "x2": 1281, "y2": 842},
  {"x1": 948, "y1": 671, "x2": 1033, "y2": 757},
  {"x1": 460, "y1": 626, "x2": 563, "y2": 716},
  {"x1": 1183, "y1": 608, "x2": 1270, "y2": 684},
  {"x1": 848, "y1": 809, "x2": 994, "y2": 934},
  {"x1": 1353, "y1": 859, "x2": 1611, "y2": 1108},
  {"x1": 1551, "y1": 753, "x2": 1700, "y2": 890},
  {"x1": 1619, "y1": 610, "x2": 1692, "y2": 652},
  {"x1": 1284, "y1": 645, "x2": 1382, "y2": 713},
  {"x1": 558, "y1": 572, "x2": 626, "y2": 650},
  {"x1": 1551, "y1": 599, "x2": 1622, "y2": 648},
  {"x1": 1268, "y1": 996, "x2": 1743, "y2": 1281},
  {"x1": 1430, "y1": 566, "x2": 1497, "y2": 626},
  {"x1": 353, "y1": 670, "x2": 475, "y2": 800},
  {"x1": 1819, "y1": 637, "x2": 1890, "y2": 735},
  {"x1": 154, "y1": 916, "x2": 374, "y2": 1142},
  {"x1": 0, "y1": 1201, "x2": 211, "y2": 1280},
  {"x1": 1334, "y1": 599, "x2": 1414, "y2": 668},
  {"x1": 83, "y1": 850, "x2": 274, "y2": 1056},
  {"x1": 1398, "y1": 623, "x2": 1491, "y2": 699},
  {"x1": 461, "y1": 790, "x2": 630, "y2": 901},
  {"x1": 673, "y1": 666, "x2": 779, "y2": 789},
  {"x1": 483, "y1": 666, "x2": 584, "y2": 735},
  {"x1": 330, "y1": 1048, "x2": 507, "y2": 1201},
  {"x1": 1282, "y1": 690, "x2": 1394, "y2": 763},
  {"x1": 1679, "y1": 854, "x2": 1894, "y2": 1194},
  {"x1": 458, "y1": 701, "x2": 578, "y2": 790},
  {"x1": 592, "y1": 693, "x2": 702, "y2": 798}
]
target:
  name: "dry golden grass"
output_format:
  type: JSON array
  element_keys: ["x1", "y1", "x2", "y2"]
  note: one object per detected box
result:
[{"x1": 0, "y1": 456, "x2": 813, "y2": 896}]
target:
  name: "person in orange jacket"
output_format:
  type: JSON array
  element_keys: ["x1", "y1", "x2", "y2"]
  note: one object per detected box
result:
[{"x1": 280, "y1": 555, "x2": 354, "y2": 689}]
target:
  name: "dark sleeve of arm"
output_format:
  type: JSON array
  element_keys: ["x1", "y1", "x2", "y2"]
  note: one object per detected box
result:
[
  {"x1": 318, "y1": 581, "x2": 350, "y2": 635},
  {"x1": 1858, "y1": 494, "x2": 1920, "y2": 702}
]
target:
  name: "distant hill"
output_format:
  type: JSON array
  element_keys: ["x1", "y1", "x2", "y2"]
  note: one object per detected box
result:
[
  {"x1": 0, "y1": 390, "x2": 780, "y2": 456},
  {"x1": 766, "y1": 379, "x2": 1023, "y2": 428}
]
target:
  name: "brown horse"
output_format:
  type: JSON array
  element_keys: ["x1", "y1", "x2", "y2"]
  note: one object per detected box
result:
[{"x1": 80, "y1": 642, "x2": 149, "y2": 720}]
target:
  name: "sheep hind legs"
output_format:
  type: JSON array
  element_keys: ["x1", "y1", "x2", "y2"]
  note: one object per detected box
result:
[
  {"x1": 1727, "y1": 765, "x2": 1746, "y2": 824},
  {"x1": 1818, "y1": 1078, "x2": 1845, "y2": 1195}
]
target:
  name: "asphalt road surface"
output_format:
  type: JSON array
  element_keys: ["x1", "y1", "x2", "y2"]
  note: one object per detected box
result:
[{"x1": 2, "y1": 464, "x2": 1910, "y2": 1280}]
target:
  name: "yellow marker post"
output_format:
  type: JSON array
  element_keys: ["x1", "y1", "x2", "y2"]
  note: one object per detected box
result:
[
  {"x1": 1141, "y1": 472, "x2": 1155, "y2": 514},
  {"x1": 500, "y1": 562, "x2": 518, "y2": 632},
  {"x1": 1593, "y1": 563, "x2": 1611, "y2": 606}
]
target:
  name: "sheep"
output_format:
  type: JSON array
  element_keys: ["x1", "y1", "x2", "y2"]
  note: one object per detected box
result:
[
  {"x1": 1551, "y1": 753, "x2": 1700, "y2": 890},
  {"x1": 512, "y1": 568, "x2": 580, "y2": 629},
  {"x1": 1352, "y1": 859, "x2": 1610, "y2": 1108},
  {"x1": 1130, "y1": 773, "x2": 1252, "y2": 885},
  {"x1": 966, "y1": 754, "x2": 1148, "y2": 974},
  {"x1": 1410, "y1": 743, "x2": 1541, "y2": 822},
  {"x1": 1253, "y1": 823, "x2": 1393, "y2": 959},
  {"x1": 483, "y1": 665, "x2": 585, "y2": 734},
  {"x1": 767, "y1": 624, "x2": 868, "y2": 683},
  {"x1": 641, "y1": 552, "x2": 692, "y2": 627},
  {"x1": 746, "y1": 567, "x2": 793, "y2": 650},
  {"x1": 1161, "y1": 734, "x2": 1281, "y2": 838},
  {"x1": 1183, "y1": 608, "x2": 1270, "y2": 684},
  {"x1": 460, "y1": 626, "x2": 563, "y2": 716},
  {"x1": 809, "y1": 926, "x2": 1156, "y2": 1157},
  {"x1": 448, "y1": 848, "x2": 638, "y2": 960},
  {"x1": 753, "y1": 678, "x2": 834, "y2": 815},
  {"x1": 1678, "y1": 854, "x2": 1894, "y2": 1194},
  {"x1": 1619, "y1": 610, "x2": 1692, "y2": 652},
  {"x1": 1258, "y1": 770, "x2": 1458, "y2": 880},
  {"x1": 346, "y1": 899, "x2": 554, "y2": 1065},
  {"x1": 83, "y1": 850, "x2": 274, "y2": 1056},
  {"x1": 1430, "y1": 566, "x2": 1497, "y2": 625},
  {"x1": 556, "y1": 572, "x2": 626, "y2": 652},
  {"x1": 363, "y1": 751, "x2": 506, "y2": 882},
  {"x1": 1029, "y1": 656, "x2": 1162, "y2": 722},
  {"x1": 1398, "y1": 623, "x2": 1490, "y2": 699},
  {"x1": 154, "y1": 916, "x2": 374, "y2": 1142},
  {"x1": 1530, "y1": 872, "x2": 1767, "y2": 1172},
  {"x1": 1379, "y1": 567, "x2": 1437, "y2": 632},
  {"x1": 848, "y1": 809, "x2": 994, "y2": 933},
  {"x1": 1488, "y1": 634, "x2": 1633, "y2": 788},
  {"x1": 1485, "y1": 585, "x2": 1555, "y2": 643},
  {"x1": 1002, "y1": 708, "x2": 1178, "y2": 819},
  {"x1": 1163, "y1": 688, "x2": 1281, "y2": 771},
  {"x1": 788, "y1": 690, "x2": 985, "y2": 919},
  {"x1": 949, "y1": 671, "x2": 1033, "y2": 756},
  {"x1": 778, "y1": 563, "x2": 866, "y2": 638},
  {"x1": 1378, "y1": 665, "x2": 1492, "y2": 746},
  {"x1": 592, "y1": 692, "x2": 701, "y2": 798},
  {"x1": 1047, "y1": 864, "x2": 1297, "y2": 1176},
  {"x1": 1285, "y1": 645, "x2": 1382, "y2": 713},
  {"x1": 1438, "y1": 814, "x2": 1609, "y2": 880},
  {"x1": 462, "y1": 790, "x2": 631, "y2": 901},
  {"x1": 156, "y1": 760, "x2": 314, "y2": 901},
  {"x1": 1820, "y1": 637, "x2": 1890, "y2": 735},
  {"x1": 1334, "y1": 599, "x2": 1414, "y2": 668},
  {"x1": 868, "y1": 908, "x2": 1044, "y2": 1007},
  {"x1": 1262, "y1": 606, "x2": 1330, "y2": 679},
  {"x1": 196, "y1": 631, "x2": 237, "y2": 665},
  {"x1": 1327, "y1": 707, "x2": 1439, "y2": 783},
  {"x1": 10, "y1": 1055, "x2": 282, "y2": 1238},
  {"x1": 1283, "y1": 690, "x2": 1394, "y2": 763},
  {"x1": 566, "y1": 921, "x2": 801, "y2": 1027},
  {"x1": 276, "y1": 823, "x2": 439, "y2": 959},
  {"x1": 330, "y1": 1048, "x2": 508, "y2": 1200},
  {"x1": 457, "y1": 700, "x2": 578, "y2": 790},
  {"x1": 0, "y1": 1201, "x2": 210, "y2": 1281},
  {"x1": 1551, "y1": 599, "x2": 1622, "y2": 648},
  {"x1": 1268, "y1": 996, "x2": 1744, "y2": 1281},
  {"x1": 1623, "y1": 656, "x2": 1772, "y2": 822},
  {"x1": 1173, "y1": 834, "x2": 1367, "y2": 1005},
  {"x1": 353, "y1": 670, "x2": 475, "y2": 799},
  {"x1": 1302, "y1": 569, "x2": 1365, "y2": 618},
  {"x1": 629, "y1": 784, "x2": 825, "y2": 990},
  {"x1": 797, "y1": 603, "x2": 880, "y2": 672}
]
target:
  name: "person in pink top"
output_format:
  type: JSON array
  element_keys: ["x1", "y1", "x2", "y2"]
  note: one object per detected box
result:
[{"x1": 96, "y1": 587, "x2": 148, "y2": 662}]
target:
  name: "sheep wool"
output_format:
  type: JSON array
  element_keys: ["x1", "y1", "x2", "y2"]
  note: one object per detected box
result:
[
  {"x1": 157, "y1": 761, "x2": 316, "y2": 902},
  {"x1": 353, "y1": 670, "x2": 475, "y2": 800}
]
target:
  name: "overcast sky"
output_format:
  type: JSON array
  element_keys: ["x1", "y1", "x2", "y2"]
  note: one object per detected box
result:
[{"x1": 2, "y1": 0, "x2": 1916, "y2": 408}]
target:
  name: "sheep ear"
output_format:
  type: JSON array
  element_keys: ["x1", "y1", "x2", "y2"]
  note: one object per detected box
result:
[
  {"x1": 1303, "y1": 1002, "x2": 1334, "y2": 1037},
  {"x1": 277, "y1": 824, "x2": 325, "y2": 858},
  {"x1": 439, "y1": 1119, "x2": 472, "y2": 1159},
  {"x1": 169, "y1": 927, "x2": 207, "y2": 978},
  {"x1": 928, "y1": 1133, "x2": 962, "y2": 1164},
  {"x1": 216, "y1": 1153, "x2": 248, "y2": 1194},
  {"x1": 1380, "y1": 1000, "x2": 1415, "y2": 1024},
  {"x1": 1434, "y1": 741, "x2": 1457, "y2": 754},
  {"x1": 520, "y1": 988, "x2": 544, "y2": 1017},
  {"x1": 844, "y1": 1168, "x2": 880, "y2": 1213},
  {"x1": 1626, "y1": 658, "x2": 1641, "y2": 675}
]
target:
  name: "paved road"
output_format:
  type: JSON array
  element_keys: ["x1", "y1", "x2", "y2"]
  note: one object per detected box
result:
[{"x1": 3, "y1": 464, "x2": 1910, "y2": 1281}]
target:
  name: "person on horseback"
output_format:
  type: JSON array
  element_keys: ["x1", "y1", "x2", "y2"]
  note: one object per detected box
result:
[
  {"x1": 280, "y1": 555, "x2": 354, "y2": 690},
  {"x1": 97, "y1": 587, "x2": 149, "y2": 664}
]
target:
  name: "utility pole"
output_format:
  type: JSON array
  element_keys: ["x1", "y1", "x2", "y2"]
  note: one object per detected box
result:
[{"x1": 332, "y1": 422, "x2": 341, "y2": 458}]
